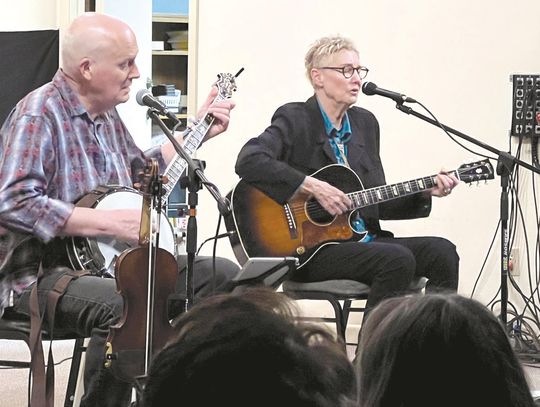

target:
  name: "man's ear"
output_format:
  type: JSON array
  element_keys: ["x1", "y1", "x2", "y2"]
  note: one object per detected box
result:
[{"x1": 80, "y1": 58, "x2": 92, "y2": 80}]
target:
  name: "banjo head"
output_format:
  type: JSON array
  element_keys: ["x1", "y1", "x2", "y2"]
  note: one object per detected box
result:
[{"x1": 68, "y1": 187, "x2": 177, "y2": 276}]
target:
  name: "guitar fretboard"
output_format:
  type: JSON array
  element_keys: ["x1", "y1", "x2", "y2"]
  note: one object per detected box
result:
[{"x1": 349, "y1": 170, "x2": 459, "y2": 209}]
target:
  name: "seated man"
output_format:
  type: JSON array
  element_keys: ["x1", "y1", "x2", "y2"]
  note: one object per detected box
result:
[{"x1": 0, "y1": 12, "x2": 237, "y2": 407}]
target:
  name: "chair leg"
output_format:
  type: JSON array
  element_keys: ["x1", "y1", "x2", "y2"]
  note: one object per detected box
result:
[
  {"x1": 342, "y1": 299, "x2": 352, "y2": 329},
  {"x1": 64, "y1": 338, "x2": 86, "y2": 407},
  {"x1": 327, "y1": 299, "x2": 346, "y2": 342},
  {"x1": 343, "y1": 299, "x2": 359, "y2": 346}
]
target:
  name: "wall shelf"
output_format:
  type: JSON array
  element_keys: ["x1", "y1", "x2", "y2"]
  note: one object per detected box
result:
[
  {"x1": 151, "y1": 2, "x2": 195, "y2": 215},
  {"x1": 152, "y1": 14, "x2": 188, "y2": 24},
  {"x1": 152, "y1": 50, "x2": 189, "y2": 56}
]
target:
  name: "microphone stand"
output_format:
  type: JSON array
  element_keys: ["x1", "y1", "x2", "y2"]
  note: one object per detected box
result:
[
  {"x1": 148, "y1": 109, "x2": 231, "y2": 312},
  {"x1": 394, "y1": 102, "x2": 540, "y2": 327}
]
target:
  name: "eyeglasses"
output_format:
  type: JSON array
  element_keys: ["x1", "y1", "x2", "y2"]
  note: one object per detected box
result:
[{"x1": 318, "y1": 65, "x2": 369, "y2": 79}]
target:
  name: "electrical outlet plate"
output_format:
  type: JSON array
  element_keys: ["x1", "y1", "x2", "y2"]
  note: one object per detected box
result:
[{"x1": 510, "y1": 247, "x2": 519, "y2": 276}]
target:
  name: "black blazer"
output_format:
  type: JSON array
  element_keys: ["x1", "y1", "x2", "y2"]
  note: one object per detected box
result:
[{"x1": 235, "y1": 96, "x2": 431, "y2": 235}]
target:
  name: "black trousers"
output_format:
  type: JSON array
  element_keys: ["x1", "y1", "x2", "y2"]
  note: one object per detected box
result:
[{"x1": 291, "y1": 235, "x2": 459, "y2": 311}]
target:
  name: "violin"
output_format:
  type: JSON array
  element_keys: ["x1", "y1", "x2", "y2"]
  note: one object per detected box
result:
[{"x1": 105, "y1": 159, "x2": 178, "y2": 383}]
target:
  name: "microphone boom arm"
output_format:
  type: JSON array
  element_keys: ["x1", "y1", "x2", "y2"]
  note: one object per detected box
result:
[
  {"x1": 395, "y1": 103, "x2": 538, "y2": 174},
  {"x1": 394, "y1": 101, "x2": 540, "y2": 329}
]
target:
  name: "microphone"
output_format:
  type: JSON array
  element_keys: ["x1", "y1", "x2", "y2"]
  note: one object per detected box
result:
[
  {"x1": 362, "y1": 82, "x2": 416, "y2": 103},
  {"x1": 136, "y1": 89, "x2": 180, "y2": 123}
]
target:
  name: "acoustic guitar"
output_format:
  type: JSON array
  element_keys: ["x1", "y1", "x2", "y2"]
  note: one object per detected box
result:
[{"x1": 225, "y1": 160, "x2": 494, "y2": 268}]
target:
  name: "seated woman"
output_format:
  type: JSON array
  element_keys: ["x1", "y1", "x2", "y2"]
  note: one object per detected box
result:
[
  {"x1": 143, "y1": 287, "x2": 356, "y2": 407},
  {"x1": 355, "y1": 293, "x2": 536, "y2": 407}
]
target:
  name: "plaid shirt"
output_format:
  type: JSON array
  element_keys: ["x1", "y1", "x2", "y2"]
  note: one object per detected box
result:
[{"x1": 0, "y1": 69, "x2": 165, "y2": 316}]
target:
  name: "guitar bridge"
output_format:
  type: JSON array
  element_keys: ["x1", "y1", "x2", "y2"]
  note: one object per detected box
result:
[{"x1": 284, "y1": 203, "x2": 298, "y2": 239}]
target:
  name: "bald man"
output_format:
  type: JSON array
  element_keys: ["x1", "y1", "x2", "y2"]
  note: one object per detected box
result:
[{"x1": 0, "y1": 12, "x2": 237, "y2": 407}]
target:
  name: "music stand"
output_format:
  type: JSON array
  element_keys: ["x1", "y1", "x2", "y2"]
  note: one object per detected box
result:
[{"x1": 228, "y1": 257, "x2": 299, "y2": 293}]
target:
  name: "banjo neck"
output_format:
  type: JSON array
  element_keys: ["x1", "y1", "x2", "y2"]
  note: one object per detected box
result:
[
  {"x1": 161, "y1": 113, "x2": 214, "y2": 201},
  {"x1": 161, "y1": 71, "x2": 241, "y2": 201}
]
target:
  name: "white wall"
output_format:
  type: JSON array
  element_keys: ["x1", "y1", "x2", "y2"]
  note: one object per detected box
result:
[{"x1": 193, "y1": 0, "x2": 540, "y2": 309}]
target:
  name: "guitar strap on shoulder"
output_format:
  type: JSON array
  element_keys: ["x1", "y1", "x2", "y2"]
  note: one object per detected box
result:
[{"x1": 28, "y1": 264, "x2": 90, "y2": 407}]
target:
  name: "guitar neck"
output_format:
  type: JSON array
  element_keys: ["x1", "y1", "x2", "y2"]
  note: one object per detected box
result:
[
  {"x1": 161, "y1": 93, "x2": 227, "y2": 200},
  {"x1": 349, "y1": 169, "x2": 458, "y2": 209}
]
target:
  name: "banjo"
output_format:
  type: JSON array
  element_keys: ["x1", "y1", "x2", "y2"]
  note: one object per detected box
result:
[{"x1": 59, "y1": 72, "x2": 240, "y2": 277}]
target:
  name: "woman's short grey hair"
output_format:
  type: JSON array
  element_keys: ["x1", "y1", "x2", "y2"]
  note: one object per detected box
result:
[{"x1": 304, "y1": 36, "x2": 359, "y2": 85}]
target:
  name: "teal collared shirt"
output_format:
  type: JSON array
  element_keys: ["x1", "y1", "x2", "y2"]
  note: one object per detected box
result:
[{"x1": 317, "y1": 102, "x2": 352, "y2": 166}]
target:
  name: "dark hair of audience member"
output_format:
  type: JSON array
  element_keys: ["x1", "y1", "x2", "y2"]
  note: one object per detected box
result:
[
  {"x1": 142, "y1": 287, "x2": 356, "y2": 407},
  {"x1": 355, "y1": 293, "x2": 535, "y2": 407}
]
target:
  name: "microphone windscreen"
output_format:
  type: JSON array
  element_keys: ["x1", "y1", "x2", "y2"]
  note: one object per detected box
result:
[
  {"x1": 135, "y1": 89, "x2": 151, "y2": 106},
  {"x1": 361, "y1": 82, "x2": 377, "y2": 95}
]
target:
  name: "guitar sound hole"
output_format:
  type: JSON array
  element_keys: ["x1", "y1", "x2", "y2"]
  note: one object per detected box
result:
[{"x1": 305, "y1": 198, "x2": 334, "y2": 224}]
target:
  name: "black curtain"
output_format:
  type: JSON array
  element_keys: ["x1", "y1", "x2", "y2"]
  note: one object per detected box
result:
[{"x1": 0, "y1": 30, "x2": 59, "y2": 125}]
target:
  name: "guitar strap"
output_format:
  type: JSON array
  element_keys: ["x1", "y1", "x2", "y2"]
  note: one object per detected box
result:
[{"x1": 28, "y1": 264, "x2": 90, "y2": 407}]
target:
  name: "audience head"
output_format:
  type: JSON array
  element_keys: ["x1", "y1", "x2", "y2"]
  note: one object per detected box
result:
[
  {"x1": 355, "y1": 293, "x2": 535, "y2": 407},
  {"x1": 143, "y1": 287, "x2": 356, "y2": 407}
]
